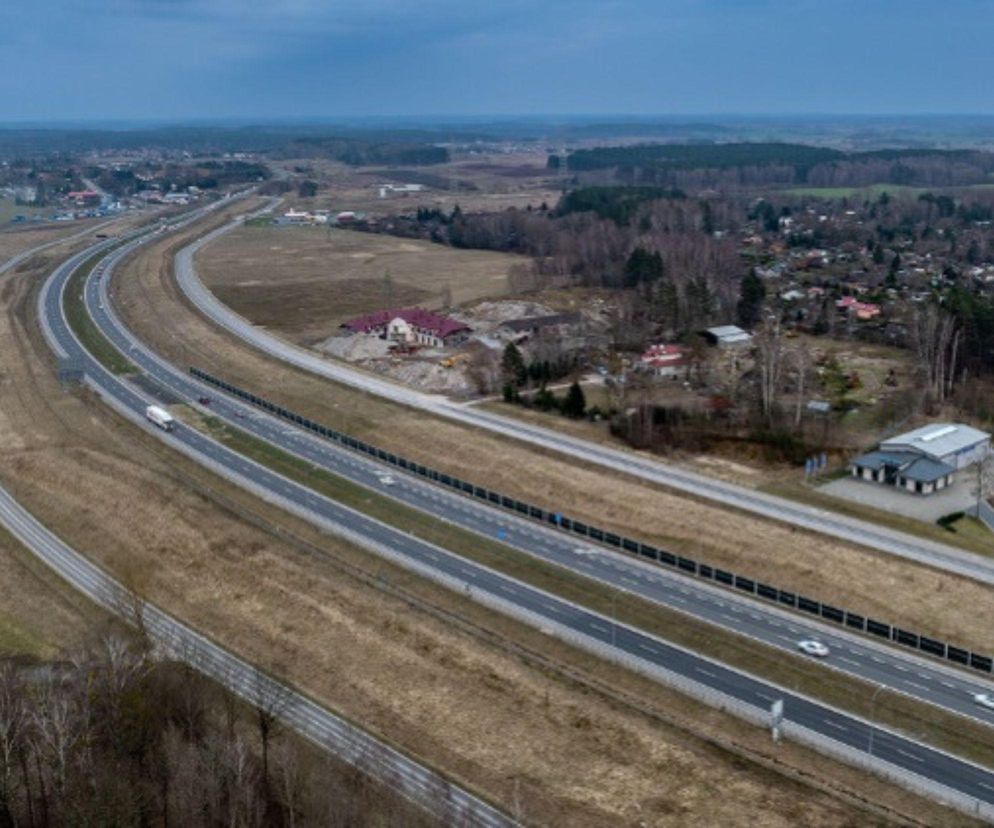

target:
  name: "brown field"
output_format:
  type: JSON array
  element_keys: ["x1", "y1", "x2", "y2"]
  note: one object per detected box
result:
[
  {"x1": 112, "y1": 211, "x2": 994, "y2": 659},
  {"x1": 0, "y1": 211, "x2": 944, "y2": 826},
  {"x1": 269, "y1": 151, "x2": 564, "y2": 216},
  {"x1": 0, "y1": 528, "x2": 102, "y2": 659},
  {"x1": 197, "y1": 224, "x2": 522, "y2": 345}
]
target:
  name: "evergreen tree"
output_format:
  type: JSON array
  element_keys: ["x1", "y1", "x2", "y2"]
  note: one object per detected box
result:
[
  {"x1": 562, "y1": 381, "x2": 587, "y2": 419},
  {"x1": 623, "y1": 247, "x2": 664, "y2": 288},
  {"x1": 501, "y1": 342, "x2": 527, "y2": 388},
  {"x1": 736, "y1": 268, "x2": 766, "y2": 329}
]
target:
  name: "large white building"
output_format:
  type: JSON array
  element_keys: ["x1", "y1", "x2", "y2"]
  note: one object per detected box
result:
[{"x1": 849, "y1": 423, "x2": 990, "y2": 496}]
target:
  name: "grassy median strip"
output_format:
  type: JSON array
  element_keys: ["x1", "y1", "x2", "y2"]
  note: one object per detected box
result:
[
  {"x1": 63, "y1": 249, "x2": 135, "y2": 375},
  {"x1": 191, "y1": 413, "x2": 994, "y2": 770}
]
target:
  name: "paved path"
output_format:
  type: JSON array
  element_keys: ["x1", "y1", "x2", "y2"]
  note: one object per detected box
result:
[
  {"x1": 38, "y1": 202, "x2": 994, "y2": 822},
  {"x1": 176, "y1": 209, "x2": 994, "y2": 586}
]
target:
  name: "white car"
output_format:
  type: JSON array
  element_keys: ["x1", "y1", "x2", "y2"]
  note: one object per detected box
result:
[
  {"x1": 973, "y1": 693, "x2": 994, "y2": 710},
  {"x1": 378, "y1": 475, "x2": 396, "y2": 486},
  {"x1": 797, "y1": 639, "x2": 830, "y2": 658}
]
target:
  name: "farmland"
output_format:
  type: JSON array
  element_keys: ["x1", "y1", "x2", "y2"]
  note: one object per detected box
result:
[{"x1": 197, "y1": 224, "x2": 522, "y2": 345}]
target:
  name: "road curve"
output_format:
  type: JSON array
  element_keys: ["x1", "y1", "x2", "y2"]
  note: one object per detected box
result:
[
  {"x1": 0, "y1": 222, "x2": 512, "y2": 828},
  {"x1": 40, "y1": 208, "x2": 994, "y2": 820},
  {"x1": 91, "y1": 219, "x2": 994, "y2": 730},
  {"x1": 175, "y1": 212, "x2": 994, "y2": 586}
]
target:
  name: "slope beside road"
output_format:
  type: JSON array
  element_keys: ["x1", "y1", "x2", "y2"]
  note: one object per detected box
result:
[
  {"x1": 89, "y1": 225, "x2": 994, "y2": 731},
  {"x1": 0, "y1": 218, "x2": 511, "y2": 828},
  {"x1": 176, "y1": 212, "x2": 994, "y2": 585},
  {"x1": 41, "y1": 202, "x2": 994, "y2": 822}
]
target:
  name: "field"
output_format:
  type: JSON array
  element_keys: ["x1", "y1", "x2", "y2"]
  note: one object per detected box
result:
[
  {"x1": 269, "y1": 151, "x2": 564, "y2": 217},
  {"x1": 197, "y1": 224, "x2": 522, "y2": 345},
  {"x1": 0, "y1": 211, "x2": 941, "y2": 825},
  {"x1": 0, "y1": 527, "x2": 101, "y2": 659}
]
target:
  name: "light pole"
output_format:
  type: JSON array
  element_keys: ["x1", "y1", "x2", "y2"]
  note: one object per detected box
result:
[{"x1": 867, "y1": 684, "x2": 885, "y2": 757}]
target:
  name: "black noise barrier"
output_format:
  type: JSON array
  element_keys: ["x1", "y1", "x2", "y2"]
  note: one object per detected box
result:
[{"x1": 189, "y1": 366, "x2": 993, "y2": 675}]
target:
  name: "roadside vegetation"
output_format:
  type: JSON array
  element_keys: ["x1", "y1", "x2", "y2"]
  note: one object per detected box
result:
[
  {"x1": 189, "y1": 412, "x2": 994, "y2": 772},
  {"x1": 1, "y1": 222, "x2": 922, "y2": 826},
  {"x1": 63, "y1": 248, "x2": 134, "y2": 374}
]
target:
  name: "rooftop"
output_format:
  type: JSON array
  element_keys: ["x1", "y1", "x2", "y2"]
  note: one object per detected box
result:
[
  {"x1": 343, "y1": 307, "x2": 470, "y2": 338},
  {"x1": 881, "y1": 422, "x2": 990, "y2": 459},
  {"x1": 850, "y1": 450, "x2": 955, "y2": 482}
]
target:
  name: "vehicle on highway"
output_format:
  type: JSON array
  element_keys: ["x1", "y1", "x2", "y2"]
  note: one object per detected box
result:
[
  {"x1": 797, "y1": 639, "x2": 830, "y2": 658},
  {"x1": 197, "y1": 396, "x2": 211, "y2": 406},
  {"x1": 145, "y1": 405, "x2": 175, "y2": 432},
  {"x1": 974, "y1": 693, "x2": 994, "y2": 710},
  {"x1": 379, "y1": 474, "x2": 396, "y2": 486}
]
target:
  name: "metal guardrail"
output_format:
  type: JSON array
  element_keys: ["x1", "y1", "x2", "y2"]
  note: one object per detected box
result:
[
  {"x1": 189, "y1": 367, "x2": 994, "y2": 678},
  {"x1": 975, "y1": 500, "x2": 994, "y2": 534}
]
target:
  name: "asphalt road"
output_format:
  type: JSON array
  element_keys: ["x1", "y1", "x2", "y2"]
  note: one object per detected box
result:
[
  {"x1": 0, "y1": 226, "x2": 511, "y2": 827},
  {"x1": 87, "y1": 229, "x2": 994, "y2": 731},
  {"x1": 37, "y1": 209, "x2": 994, "y2": 817},
  {"x1": 0, "y1": 486, "x2": 506, "y2": 827},
  {"x1": 173, "y1": 210, "x2": 994, "y2": 587}
]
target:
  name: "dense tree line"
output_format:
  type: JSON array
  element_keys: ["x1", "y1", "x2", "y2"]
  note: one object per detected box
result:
[
  {"x1": 566, "y1": 143, "x2": 994, "y2": 190},
  {"x1": 556, "y1": 186, "x2": 685, "y2": 225},
  {"x1": 0, "y1": 634, "x2": 435, "y2": 827}
]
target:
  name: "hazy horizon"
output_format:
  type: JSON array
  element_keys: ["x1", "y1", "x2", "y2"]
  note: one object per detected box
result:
[{"x1": 4, "y1": 1, "x2": 994, "y2": 122}]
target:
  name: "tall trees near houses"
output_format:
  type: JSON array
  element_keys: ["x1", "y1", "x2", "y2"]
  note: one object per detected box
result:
[
  {"x1": 754, "y1": 317, "x2": 785, "y2": 428},
  {"x1": 912, "y1": 304, "x2": 961, "y2": 405}
]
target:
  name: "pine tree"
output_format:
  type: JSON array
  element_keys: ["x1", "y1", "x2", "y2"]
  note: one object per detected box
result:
[
  {"x1": 736, "y1": 269, "x2": 766, "y2": 330},
  {"x1": 501, "y1": 342, "x2": 527, "y2": 388},
  {"x1": 562, "y1": 381, "x2": 587, "y2": 419}
]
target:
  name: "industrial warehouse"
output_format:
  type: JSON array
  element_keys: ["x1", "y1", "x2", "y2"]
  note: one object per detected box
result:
[{"x1": 849, "y1": 422, "x2": 991, "y2": 495}]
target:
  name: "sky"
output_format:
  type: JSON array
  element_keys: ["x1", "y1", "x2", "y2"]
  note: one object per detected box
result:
[{"x1": 1, "y1": 0, "x2": 993, "y2": 122}]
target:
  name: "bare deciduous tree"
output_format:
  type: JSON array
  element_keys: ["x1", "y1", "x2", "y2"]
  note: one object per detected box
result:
[
  {"x1": 912, "y1": 304, "x2": 961, "y2": 405},
  {"x1": 754, "y1": 316, "x2": 785, "y2": 427}
]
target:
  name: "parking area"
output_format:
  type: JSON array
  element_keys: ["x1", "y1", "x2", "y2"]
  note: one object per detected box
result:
[{"x1": 819, "y1": 472, "x2": 977, "y2": 523}]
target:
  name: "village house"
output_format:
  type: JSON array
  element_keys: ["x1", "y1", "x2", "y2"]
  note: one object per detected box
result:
[
  {"x1": 342, "y1": 308, "x2": 471, "y2": 348},
  {"x1": 634, "y1": 344, "x2": 687, "y2": 378},
  {"x1": 836, "y1": 295, "x2": 881, "y2": 320}
]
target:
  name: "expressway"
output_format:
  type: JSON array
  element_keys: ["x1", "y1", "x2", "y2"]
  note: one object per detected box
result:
[
  {"x1": 174, "y1": 212, "x2": 994, "y2": 587},
  {"x1": 0, "y1": 226, "x2": 511, "y2": 828},
  {"x1": 38, "y1": 206, "x2": 994, "y2": 819},
  {"x1": 0, "y1": 484, "x2": 507, "y2": 828},
  {"x1": 86, "y1": 226, "x2": 994, "y2": 730}
]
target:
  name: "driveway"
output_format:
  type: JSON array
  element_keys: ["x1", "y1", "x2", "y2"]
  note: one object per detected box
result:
[{"x1": 819, "y1": 472, "x2": 977, "y2": 523}]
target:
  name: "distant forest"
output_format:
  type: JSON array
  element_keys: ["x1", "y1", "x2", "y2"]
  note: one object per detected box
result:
[
  {"x1": 0, "y1": 126, "x2": 451, "y2": 166},
  {"x1": 566, "y1": 143, "x2": 994, "y2": 189}
]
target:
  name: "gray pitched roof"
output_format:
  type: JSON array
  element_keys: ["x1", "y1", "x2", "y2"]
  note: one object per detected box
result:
[
  {"x1": 850, "y1": 450, "x2": 954, "y2": 482},
  {"x1": 880, "y1": 422, "x2": 990, "y2": 459},
  {"x1": 850, "y1": 450, "x2": 919, "y2": 470}
]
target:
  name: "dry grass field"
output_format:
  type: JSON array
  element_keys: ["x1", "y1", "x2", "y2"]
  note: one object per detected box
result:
[
  {"x1": 197, "y1": 224, "x2": 522, "y2": 345},
  {"x1": 270, "y1": 151, "x2": 564, "y2": 217},
  {"x1": 0, "y1": 528, "x2": 101, "y2": 659},
  {"x1": 0, "y1": 212, "x2": 942, "y2": 826},
  {"x1": 112, "y1": 213, "x2": 994, "y2": 659}
]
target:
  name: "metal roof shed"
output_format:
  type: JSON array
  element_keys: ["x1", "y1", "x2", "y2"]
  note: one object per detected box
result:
[{"x1": 880, "y1": 423, "x2": 990, "y2": 470}]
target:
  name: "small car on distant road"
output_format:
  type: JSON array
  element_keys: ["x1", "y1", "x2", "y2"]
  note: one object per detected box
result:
[
  {"x1": 797, "y1": 639, "x2": 830, "y2": 658},
  {"x1": 197, "y1": 396, "x2": 211, "y2": 406},
  {"x1": 974, "y1": 693, "x2": 994, "y2": 710}
]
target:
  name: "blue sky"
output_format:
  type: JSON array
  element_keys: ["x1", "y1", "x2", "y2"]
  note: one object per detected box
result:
[{"x1": 2, "y1": 0, "x2": 992, "y2": 121}]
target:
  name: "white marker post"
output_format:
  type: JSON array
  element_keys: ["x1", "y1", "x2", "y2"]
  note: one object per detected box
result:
[{"x1": 770, "y1": 699, "x2": 784, "y2": 743}]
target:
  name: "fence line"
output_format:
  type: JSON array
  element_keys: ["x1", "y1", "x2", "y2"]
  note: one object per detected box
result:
[{"x1": 188, "y1": 367, "x2": 994, "y2": 679}]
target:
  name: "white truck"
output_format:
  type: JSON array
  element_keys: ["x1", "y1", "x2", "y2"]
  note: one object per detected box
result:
[{"x1": 145, "y1": 405, "x2": 175, "y2": 432}]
